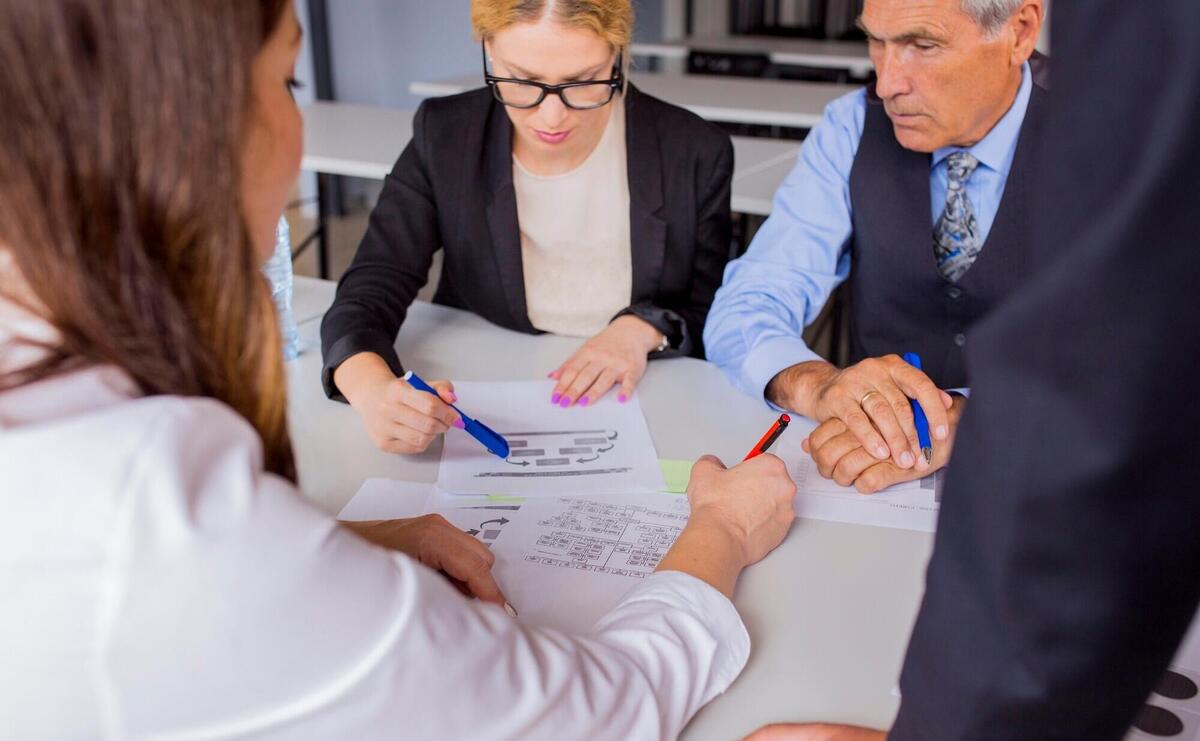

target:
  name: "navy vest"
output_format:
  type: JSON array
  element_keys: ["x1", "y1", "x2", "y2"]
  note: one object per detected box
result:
[{"x1": 846, "y1": 53, "x2": 1051, "y2": 388}]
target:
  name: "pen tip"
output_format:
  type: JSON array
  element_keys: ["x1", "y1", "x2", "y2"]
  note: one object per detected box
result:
[
  {"x1": 922, "y1": 447, "x2": 933, "y2": 464},
  {"x1": 504, "y1": 602, "x2": 519, "y2": 618}
]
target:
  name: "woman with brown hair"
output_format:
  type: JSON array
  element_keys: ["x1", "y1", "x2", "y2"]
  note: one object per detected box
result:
[
  {"x1": 0, "y1": 1, "x2": 795, "y2": 736},
  {"x1": 321, "y1": 0, "x2": 736, "y2": 456}
]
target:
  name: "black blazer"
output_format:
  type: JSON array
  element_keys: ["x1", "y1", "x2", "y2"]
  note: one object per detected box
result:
[
  {"x1": 320, "y1": 85, "x2": 734, "y2": 399},
  {"x1": 890, "y1": 4, "x2": 1200, "y2": 738}
]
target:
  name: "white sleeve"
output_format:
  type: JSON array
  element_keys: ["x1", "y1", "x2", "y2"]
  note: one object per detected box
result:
[{"x1": 99, "y1": 399, "x2": 749, "y2": 741}]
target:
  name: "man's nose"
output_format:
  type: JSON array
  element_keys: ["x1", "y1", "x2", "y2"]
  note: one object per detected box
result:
[{"x1": 873, "y1": 46, "x2": 912, "y2": 100}]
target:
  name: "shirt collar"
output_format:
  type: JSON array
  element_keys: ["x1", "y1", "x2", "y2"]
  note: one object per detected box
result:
[{"x1": 932, "y1": 60, "x2": 1033, "y2": 175}]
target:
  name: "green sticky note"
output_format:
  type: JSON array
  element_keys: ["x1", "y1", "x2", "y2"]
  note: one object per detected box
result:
[
  {"x1": 486, "y1": 494, "x2": 526, "y2": 503},
  {"x1": 659, "y1": 458, "x2": 693, "y2": 494}
]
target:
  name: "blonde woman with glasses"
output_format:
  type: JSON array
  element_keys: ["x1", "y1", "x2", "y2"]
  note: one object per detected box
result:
[{"x1": 321, "y1": 0, "x2": 736, "y2": 456}]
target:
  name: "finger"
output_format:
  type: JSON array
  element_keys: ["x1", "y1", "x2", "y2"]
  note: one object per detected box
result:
[
  {"x1": 830, "y1": 396, "x2": 890, "y2": 461},
  {"x1": 551, "y1": 361, "x2": 585, "y2": 405},
  {"x1": 807, "y1": 417, "x2": 848, "y2": 450},
  {"x1": 440, "y1": 546, "x2": 506, "y2": 606},
  {"x1": 384, "y1": 423, "x2": 435, "y2": 453},
  {"x1": 688, "y1": 454, "x2": 727, "y2": 491},
  {"x1": 876, "y1": 383, "x2": 924, "y2": 466},
  {"x1": 547, "y1": 368, "x2": 563, "y2": 381},
  {"x1": 430, "y1": 379, "x2": 458, "y2": 405},
  {"x1": 394, "y1": 405, "x2": 452, "y2": 436},
  {"x1": 617, "y1": 373, "x2": 637, "y2": 404},
  {"x1": 579, "y1": 369, "x2": 620, "y2": 406},
  {"x1": 562, "y1": 363, "x2": 602, "y2": 407},
  {"x1": 855, "y1": 461, "x2": 913, "y2": 495},
  {"x1": 396, "y1": 382, "x2": 458, "y2": 428},
  {"x1": 812, "y1": 430, "x2": 863, "y2": 479},
  {"x1": 891, "y1": 365, "x2": 953, "y2": 441},
  {"x1": 831, "y1": 447, "x2": 881, "y2": 488},
  {"x1": 860, "y1": 388, "x2": 917, "y2": 469}
]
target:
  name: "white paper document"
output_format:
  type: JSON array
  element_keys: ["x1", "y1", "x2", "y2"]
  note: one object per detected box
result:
[
  {"x1": 474, "y1": 493, "x2": 690, "y2": 634},
  {"x1": 438, "y1": 381, "x2": 666, "y2": 498},
  {"x1": 775, "y1": 418, "x2": 942, "y2": 533}
]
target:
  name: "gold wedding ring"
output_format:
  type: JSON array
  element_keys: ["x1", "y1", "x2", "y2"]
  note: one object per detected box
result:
[{"x1": 859, "y1": 390, "x2": 881, "y2": 407}]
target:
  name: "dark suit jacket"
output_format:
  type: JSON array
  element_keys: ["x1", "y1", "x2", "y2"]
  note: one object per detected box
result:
[
  {"x1": 890, "y1": 4, "x2": 1200, "y2": 739},
  {"x1": 320, "y1": 85, "x2": 734, "y2": 399}
]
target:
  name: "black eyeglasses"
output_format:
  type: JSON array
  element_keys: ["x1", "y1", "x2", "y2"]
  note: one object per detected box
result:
[{"x1": 482, "y1": 42, "x2": 623, "y2": 111}]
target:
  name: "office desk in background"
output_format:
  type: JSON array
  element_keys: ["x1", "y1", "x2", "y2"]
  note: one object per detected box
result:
[
  {"x1": 409, "y1": 72, "x2": 854, "y2": 131},
  {"x1": 302, "y1": 100, "x2": 799, "y2": 207},
  {"x1": 287, "y1": 276, "x2": 933, "y2": 740}
]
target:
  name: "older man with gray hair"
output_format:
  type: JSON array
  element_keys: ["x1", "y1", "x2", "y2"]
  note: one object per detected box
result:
[{"x1": 704, "y1": 0, "x2": 1045, "y2": 494}]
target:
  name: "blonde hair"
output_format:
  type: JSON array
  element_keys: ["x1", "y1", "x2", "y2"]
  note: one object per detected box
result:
[{"x1": 471, "y1": 0, "x2": 634, "y2": 55}]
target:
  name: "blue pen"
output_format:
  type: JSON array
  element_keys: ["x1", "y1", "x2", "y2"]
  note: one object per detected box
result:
[
  {"x1": 902, "y1": 352, "x2": 933, "y2": 465},
  {"x1": 402, "y1": 371, "x2": 511, "y2": 459}
]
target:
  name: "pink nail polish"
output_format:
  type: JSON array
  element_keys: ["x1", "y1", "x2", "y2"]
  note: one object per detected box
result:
[
  {"x1": 551, "y1": 393, "x2": 561, "y2": 404},
  {"x1": 579, "y1": 396, "x2": 589, "y2": 407},
  {"x1": 451, "y1": 393, "x2": 459, "y2": 403},
  {"x1": 453, "y1": 419, "x2": 465, "y2": 429},
  {"x1": 559, "y1": 397, "x2": 571, "y2": 408},
  {"x1": 618, "y1": 394, "x2": 628, "y2": 404}
]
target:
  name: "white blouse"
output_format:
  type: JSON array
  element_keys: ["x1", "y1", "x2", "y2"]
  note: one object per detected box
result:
[
  {"x1": 514, "y1": 97, "x2": 633, "y2": 338},
  {"x1": 0, "y1": 361, "x2": 750, "y2": 739}
]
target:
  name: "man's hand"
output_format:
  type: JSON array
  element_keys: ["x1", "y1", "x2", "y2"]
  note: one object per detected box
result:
[
  {"x1": 744, "y1": 723, "x2": 886, "y2": 741},
  {"x1": 767, "y1": 357, "x2": 953, "y2": 470},
  {"x1": 804, "y1": 395, "x2": 966, "y2": 493},
  {"x1": 342, "y1": 516, "x2": 509, "y2": 608}
]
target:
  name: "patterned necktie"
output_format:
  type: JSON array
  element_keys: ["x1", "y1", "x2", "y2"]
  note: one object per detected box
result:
[{"x1": 933, "y1": 151, "x2": 982, "y2": 283}]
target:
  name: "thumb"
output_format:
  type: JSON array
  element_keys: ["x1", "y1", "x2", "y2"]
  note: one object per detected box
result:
[{"x1": 690, "y1": 454, "x2": 727, "y2": 485}]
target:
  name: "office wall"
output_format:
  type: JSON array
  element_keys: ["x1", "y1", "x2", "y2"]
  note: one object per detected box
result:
[{"x1": 322, "y1": 0, "x2": 665, "y2": 111}]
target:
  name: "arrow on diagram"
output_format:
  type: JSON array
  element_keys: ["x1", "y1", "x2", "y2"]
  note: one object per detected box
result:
[
  {"x1": 576, "y1": 455, "x2": 600, "y2": 464},
  {"x1": 479, "y1": 517, "x2": 510, "y2": 528},
  {"x1": 607, "y1": 430, "x2": 619, "y2": 441},
  {"x1": 506, "y1": 459, "x2": 530, "y2": 467},
  {"x1": 597, "y1": 444, "x2": 614, "y2": 453}
]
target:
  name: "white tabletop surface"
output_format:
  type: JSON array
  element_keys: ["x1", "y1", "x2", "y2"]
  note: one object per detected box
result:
[
  {"x1": 286, "y1": 277, "x2": 932, "y2": 739},
  {"x1": 633, "y1": 35, "x2": 873, "y2": 77},
  {"x1": 733, "y1": 149, "x2": 800, "y2": 217},
  {"x1": 409, "y1": 72, "x2": 855, "y2": 130},
  {"x1": 300, "y1": 102, "x2": 799, "y2": 216}
]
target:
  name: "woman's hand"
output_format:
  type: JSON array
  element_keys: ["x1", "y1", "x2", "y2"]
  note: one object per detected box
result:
[
  {"x1": 334, "y1": 353, "x2": 461, "y2": 454},
  {"x1": 656, "y1": 454, "x2": 797, "y2": 598},
  {"x1": 343, "y1": 515, "x2": 511, "y2": 609},
  {"x1": 548, "y1": 315, "x2": 663, "y2": 408}
]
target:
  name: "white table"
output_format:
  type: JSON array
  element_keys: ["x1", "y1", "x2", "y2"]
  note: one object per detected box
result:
[
  {"x1": 732, "y1": 149, "x2": 799, "y2": 217},
  {"x1": 409, "y1": 72, "x2": 855, "y2": 130},
  {"x1": 301, "y1": 101, "x2": 799, "y2": 216},
  {"x1": 287, "y1": 277, "x2": 933, "y2": 740},
  {"x1": 633, "y1": 36, "x2": 873, "y2": 78}
]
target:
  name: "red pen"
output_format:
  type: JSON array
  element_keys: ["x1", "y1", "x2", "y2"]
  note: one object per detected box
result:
[{"x1": 744, "y1": 414, "x2": 791, "y2": 461}]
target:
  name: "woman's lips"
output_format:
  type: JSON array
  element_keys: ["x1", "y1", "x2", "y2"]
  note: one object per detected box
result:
[{"x1": 535, "y1": 129, "x2": 571, "y2": 144}]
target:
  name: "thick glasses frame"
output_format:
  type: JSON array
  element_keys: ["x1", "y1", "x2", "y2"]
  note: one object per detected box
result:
[{"x1": 481, "y1": 42, "x2": 624, "y2": 110}]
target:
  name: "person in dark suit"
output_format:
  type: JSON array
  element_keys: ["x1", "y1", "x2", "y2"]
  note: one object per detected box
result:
[
  {"x1": 746, "y1": 1, "x2": 1200, "y2": 739},
  {"x1": 320, "y1": 0, "x2": 733, "y2": 454}
]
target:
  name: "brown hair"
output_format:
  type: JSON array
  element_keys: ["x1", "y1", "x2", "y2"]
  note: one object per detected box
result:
[
  {"x1": 0, "y1": 0, "x2": 296, "y2": 480},
  {"x1": 471, "y1": 0, "x2": 635, "y2": 54}
]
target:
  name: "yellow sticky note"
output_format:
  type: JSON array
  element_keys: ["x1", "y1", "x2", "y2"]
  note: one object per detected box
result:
[{"x1": 659, "y1": 459, "x2": 693, "y2": 494}]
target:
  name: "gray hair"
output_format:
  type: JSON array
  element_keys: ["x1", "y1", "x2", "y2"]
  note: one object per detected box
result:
[{"x1": 960, "y1": 0, "x2": 1023, "y2": 36}]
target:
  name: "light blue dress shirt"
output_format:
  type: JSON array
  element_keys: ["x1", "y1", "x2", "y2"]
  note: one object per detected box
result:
[{"x1": 704, "y1": 62, "x2": 1033, "y2": 403}]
